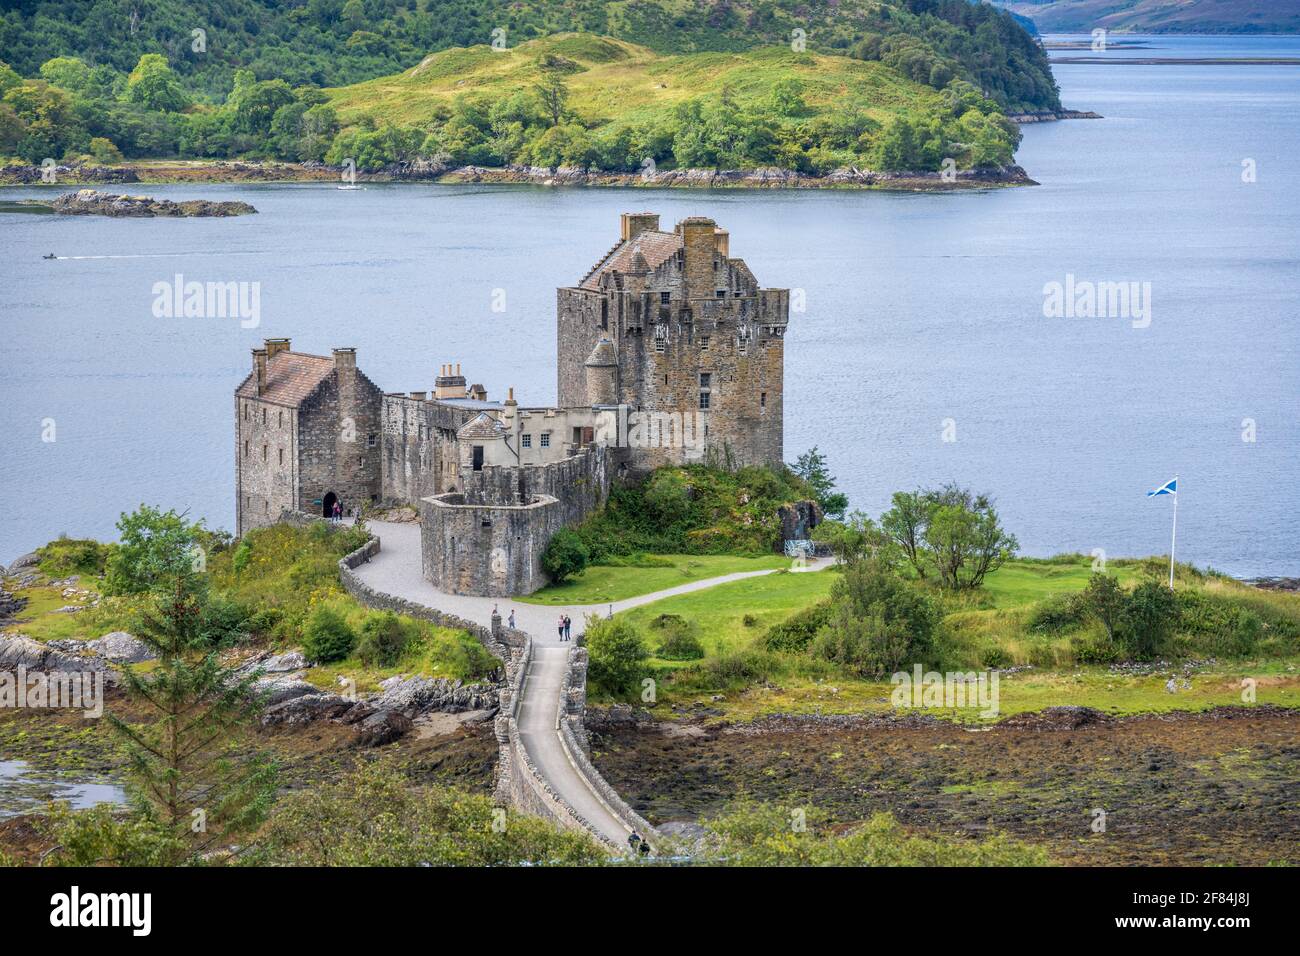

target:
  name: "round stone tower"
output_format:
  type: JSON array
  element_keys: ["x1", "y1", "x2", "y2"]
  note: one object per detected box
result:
[{"x1": 583, "y1": 337, "x2": 618, "y2": 407}]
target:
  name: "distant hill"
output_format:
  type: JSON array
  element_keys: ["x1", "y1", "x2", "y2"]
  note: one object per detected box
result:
[
  {"x1": 0, "y1": 0, "x2": 1059, "y2": 111},
  {"x1": 996, "y1": 0, "x2": 1300, "y2": 34}
]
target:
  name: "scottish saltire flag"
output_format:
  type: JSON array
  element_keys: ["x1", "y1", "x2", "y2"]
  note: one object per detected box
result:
[{"x1": 1147, "y1": 477, "x2": 1177, "y2": 497}]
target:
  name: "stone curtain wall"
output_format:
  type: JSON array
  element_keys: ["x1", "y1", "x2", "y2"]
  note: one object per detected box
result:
[{"x1": 380, "y1": 395, "x2": 476, "y2": 505}]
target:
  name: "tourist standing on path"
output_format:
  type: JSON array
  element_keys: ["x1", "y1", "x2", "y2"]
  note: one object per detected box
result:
[
  {"x1": 508, "y1": 609, "x2": 515, "y2": 629},
  {"x1": 563, "y1": 615, "x2": 572, "y2": 641},
  {"x1": 332, "y1": 500, "x2": 342, "y2": 523},
  {"x1": 557, "y1": 615, "x2": 566, "y2": 641}
]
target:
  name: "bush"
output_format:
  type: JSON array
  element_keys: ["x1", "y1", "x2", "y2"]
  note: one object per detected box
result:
[
  {"x1": 541, "y1": 529, "x2": 589, "y2": 585},
  {"x1": 303, "y1": 606, "x2": 355, "y2": 663},
  {"x1": 356, "y1": 611, "x2": 411, "y2": 667},
  {"x1": 584, "y1": 616, "x2": 648, "y2": 698},
  {"x1": 696, "y1": 648, "x2": 782, "y2": 688},
  {"x1": 648, "y1": 614, "x2": 705, "y2": 660},
  {"x1": 1119, "y1": 580, "x2": 1179, "y2": 661},
  {"x1": 36, "y1": 536, "x2": 109, "y2": 576},
  {"x1": 1027, "y1": 592, "x2": 1089, "y2": 633},
  {"x1": 810, "y1": 560, "x2": 939, "y2": 677},
  {"x1": 763, "y1": 600, "x2": 833, "y2": 652}
]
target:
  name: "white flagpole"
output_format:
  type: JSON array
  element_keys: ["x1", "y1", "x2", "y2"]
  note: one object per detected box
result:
[{"x1": 1168, "y1": 476, "x2": 1178, "y2": 590}]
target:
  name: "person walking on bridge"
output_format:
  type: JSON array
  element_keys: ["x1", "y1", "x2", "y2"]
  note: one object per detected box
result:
[
  {"x1": 563, "y1": 615, "x2": 572, "y2": 642},
  {"x1": 557, "y1": 615, "x2": 566, "y2": 641}
]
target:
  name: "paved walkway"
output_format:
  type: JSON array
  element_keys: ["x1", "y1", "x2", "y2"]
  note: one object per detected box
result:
[{"x1": 352, "y1": 519, "x2": 833, "y2": 845}]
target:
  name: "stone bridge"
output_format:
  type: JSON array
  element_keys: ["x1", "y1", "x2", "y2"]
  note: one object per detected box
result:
[{"x1": 339, "y1": 518, "x2": 830, "y2": 852}]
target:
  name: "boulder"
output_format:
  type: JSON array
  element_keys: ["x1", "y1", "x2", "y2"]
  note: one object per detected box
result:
[
  {"x1": 254, "y1": 650, "x2": 309, "y2": 674},
  {"x1": 88, "y1": 631, "x2": 156, "y2": 663},
  {"x1": 252, "y1": 675, "x2": 321, "y2": 707},
  {"x1": 261, "y1": 692, "x2": 355, "y2": 727},
  {"x1": 353, "y1": 708, "x2": 413, "y2": 747},
  {"x1": 0, "y1": 634, "x2": 116, "y2": 683}
]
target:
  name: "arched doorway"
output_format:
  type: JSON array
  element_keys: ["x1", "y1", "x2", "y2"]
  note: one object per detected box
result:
[{"x1": 322, "y1": 491, "x2": 339, "y2": 519}]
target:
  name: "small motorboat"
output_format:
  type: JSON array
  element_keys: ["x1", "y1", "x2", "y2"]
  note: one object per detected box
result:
[{"x1": 43, "y1": 253, "x2": 57, "y2": 259}]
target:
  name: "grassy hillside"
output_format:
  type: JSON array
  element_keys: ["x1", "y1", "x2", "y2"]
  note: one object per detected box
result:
[
  {"x1": 0, "y1": 0, "x2": 1060, "y2": 110},
  {"x1": 322, "y1": 33, "x2": 1021, "y2": 173},
  {"x1": 1000, "y1": 0, "x2": 1300, "y2": 34}
]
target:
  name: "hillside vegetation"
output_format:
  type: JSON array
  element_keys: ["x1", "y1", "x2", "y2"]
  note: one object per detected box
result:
[
  {"x1": 999, "y1": 0, "x2": 1300, "y2": 34},
  {"x1": 1, "y1": 0, "x2": 1060, "y2": 110}
]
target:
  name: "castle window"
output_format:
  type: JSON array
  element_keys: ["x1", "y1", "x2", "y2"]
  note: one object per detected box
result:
[
  {"x1": 522, "y1": 434, "x2": 532, "y2": 448},
  {"x1": 261, "y1": 444, "x2": 267, "y2": 462},
  {"x1": 761, "y1": 391, "x2": 767, "y2": 408},
  {"x1": 262, "y1": 407, "x2": 267, "y2": 425},
  {"x1": 278, "y1": 448, "x2": 284, "y2": 465},
  {"x1": 660, "y1": 291, "x2": 670, "y2": 305},
  {"x1": 700, "y1": 336, "x2": 710, "y2": 351},
  {"x1": 472, "y1": 445, "x2": 484, "y2": 471},
  {"x1": 601, "y1": 300, "x2": 608, "y2": 331},
  {"x1": 279, "y1": 410, "x2": 283, "y2": 427},
  {"x1": 244, "y1": 440, "x2": 249, "y2": 458},
  {"x1": 480, "y1": 516, "x2": 492, "y2": 528},
  {"x1": 540, "y1": 433, "x2": 550, "y2": 448},
  {"x1": 699, "y1": 372, "x2": 711, "y2": 388},
  {"x1": 367, "y1": 433, "x2": 377, "y2": 448},
  {"x1": 264, "y1": 500, "x2": 269, "y2": 513},
  {"x1": 715, "y1": 290, "x2": 726, "y2": 298},
  {"x1": 243, "y1": 405, "x2": 249, "y2": 421},
  {"x1": 699, "y1": 391, "x2": 711, "y2": 410},
  {"x1": 655, "y1": 339, "x2": 665, "y2": 353}
]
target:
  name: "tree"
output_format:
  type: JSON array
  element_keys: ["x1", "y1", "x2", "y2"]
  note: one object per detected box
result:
[
  {"x1": 1082, "y1": 573, "x2": 1125, "y2": 643},
  {"x1": 535, "y1": 72, "x2": 569, "y2": 128},
  {"x1": 584, "y1": 616, "x2": 649, "y2": 697},
  {"x1": 810, "y1": 558, "x2": 938, "y2": 677},
  {"x1": 89, "y1": 136, "x2": 123, "y2": 163},
  {"x1": 769, "y1": 78, "x2": 807, "y2": 116},
  {"x1": 789, "y1": 446, "x2": 848, "y2": 519},
  {"x1": 541, "y1": 528, "x2": 589, "y2": 585},
  {"x1": 104, "y1": 505, "x2": 207, "y2": 596},
  {"x1": 881, "y1": 485, "x2": 1018, "y2": 590},
  {"x1": 813, "y1": 510, "x2": 896, "y2": 566},
  {"x1": 107, "y1": 544, "x2": 276, "y2": 864},
  {"x1": 125, "y1": 54, "x2": 188, "y2": 112}
]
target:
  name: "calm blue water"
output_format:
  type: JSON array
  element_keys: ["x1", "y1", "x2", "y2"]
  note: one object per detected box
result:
[{"x1": 2, "y1": 37, "x2": 1297, "y2": 577}]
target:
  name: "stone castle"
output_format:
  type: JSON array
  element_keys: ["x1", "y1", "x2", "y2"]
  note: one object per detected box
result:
[{"x1": 235, "y1": 213, "x2": 791, "y2": 595}]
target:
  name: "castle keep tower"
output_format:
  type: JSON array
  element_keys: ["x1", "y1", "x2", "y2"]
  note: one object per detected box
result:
[{"x1": 556, "y1": 213, "x2": 789, "y2": 472}]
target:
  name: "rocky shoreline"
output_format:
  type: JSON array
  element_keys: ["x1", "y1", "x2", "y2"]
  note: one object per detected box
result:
[
  {"x1": 23, "y1": 189, "x2": 257, "y2": 217},
  {"x1": 1, "y1": 159, "x2": 1036, "y2": 191}
]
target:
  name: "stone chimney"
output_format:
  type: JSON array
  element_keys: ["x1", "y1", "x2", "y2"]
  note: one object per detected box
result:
[
  {"x1": 621, "y1": 212, "x2": 660, "y2": 241},
  {"x1": 435, "y1": 362, "x2": 467, "y2": 400},
  {"x1": 677, "y1": 216, "x2": 718, "y2": 301},
  {"x1": 714, "y1": 228, "x2": 729, "y2": 257},
  {"x1": 265, "y1": 337, "x2": 291, "y2": 359},
  {"x1": 332, "y1": 347, "x2": 356, "y2": 373},
  {"x1": 253, "y1": 348, "x2": 268, "y2": 396}
]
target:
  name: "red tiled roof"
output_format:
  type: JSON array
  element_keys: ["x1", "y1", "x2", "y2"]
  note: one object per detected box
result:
[
  {"x1": 235, "y1": 352, "x2": 335, "y2": 406},
  {"x1": 579, "y1": 231, "x2": 682, "y2": 290}
]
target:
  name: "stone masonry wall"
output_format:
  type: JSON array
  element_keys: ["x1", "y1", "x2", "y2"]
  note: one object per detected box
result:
[{"x1": 296, "y1": 368, "x2": 384, "y2": 519}]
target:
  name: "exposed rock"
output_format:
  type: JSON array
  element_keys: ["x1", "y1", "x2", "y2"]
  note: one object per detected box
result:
[
  {"x1": 371, "y1": 675, "x2": 498, "y2": 715},
  {"x1": 261, "y1": 692, "x2": 355, "y2": 727},
  {"x1": 251, "y1": 675, "x2": 321, "y2": 707},
  {"x1": 353, "y1": 708, "x2": 414, "y2": 747},
  {"x1": 0, "y1": 633, "x2": 116, "y2": 683},
  {"x1": 997, "y1": 706, "x2": 1112, "y2": 731},
  {"x1": 252, "y1": 650, "x2": 309, "y2": 674},
  {"x1": 47, "y1": 189, "x2": 256, "y2": 217},
  {"x1": 87, "y1": 631, "x2": 156, "y2": 663}
]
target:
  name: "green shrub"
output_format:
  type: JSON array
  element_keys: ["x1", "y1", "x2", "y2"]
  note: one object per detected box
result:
[
  {"x1": 303, "y1": 606, "x2": 355, "y2": 663},
  {"x1": 541, "y1": 529, "x2": 589, "y2": 585},
  {"x1": 585, "y1": 616, "x2": 649, "y2": 698},
  {"x1": 1119, "y1": 580, "x2": 1179, "y2": 661},
  {"x1": 1027, "y1": 592, "x2": 1089, "y2": 633},
  {"x1": 648, "y1": 614, "x2": 705, "y2": 660},
  {"x1": 809, "y1": 560, "x2": 939, "y2": 677},
  {"x1": 696, "y1": 648, "x2": 781, "y2": 688},
  {"x1": 763, "y1": 600, "x2": 833, "y2": 652},
  {"x1": 356, "y1": 611, "x2": 411, "y2": 667},
  {"x1": 36, "y1": 536, "x2": 109, "y2": 576}
]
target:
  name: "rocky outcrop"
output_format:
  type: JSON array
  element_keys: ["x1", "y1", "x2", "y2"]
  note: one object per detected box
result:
[
  {"x1": 86, "y1": 632, "x2": 156, "y2": 663},
  {"x1": 46, "y1": 189, "x2": 257, "y2": 217},
  {"x1": 0, "y1": 634, "x2": 116, "y2": 684}
]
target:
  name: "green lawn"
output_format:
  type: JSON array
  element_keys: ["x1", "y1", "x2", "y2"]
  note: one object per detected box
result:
[
  {"x1": 618, "y1": 566, "x2": 839, "y2": 655},
  {"x1": 981, "y1": 558, "x2": 1139, "y2": 607},
  {"x1": 517, "y1": 553, "x2": 792, "y2": 606}
]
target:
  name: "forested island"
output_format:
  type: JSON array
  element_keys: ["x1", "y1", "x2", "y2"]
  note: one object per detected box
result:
[{"x1": 0, "y1": 0, "x2": 1062, "y2": 183}]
